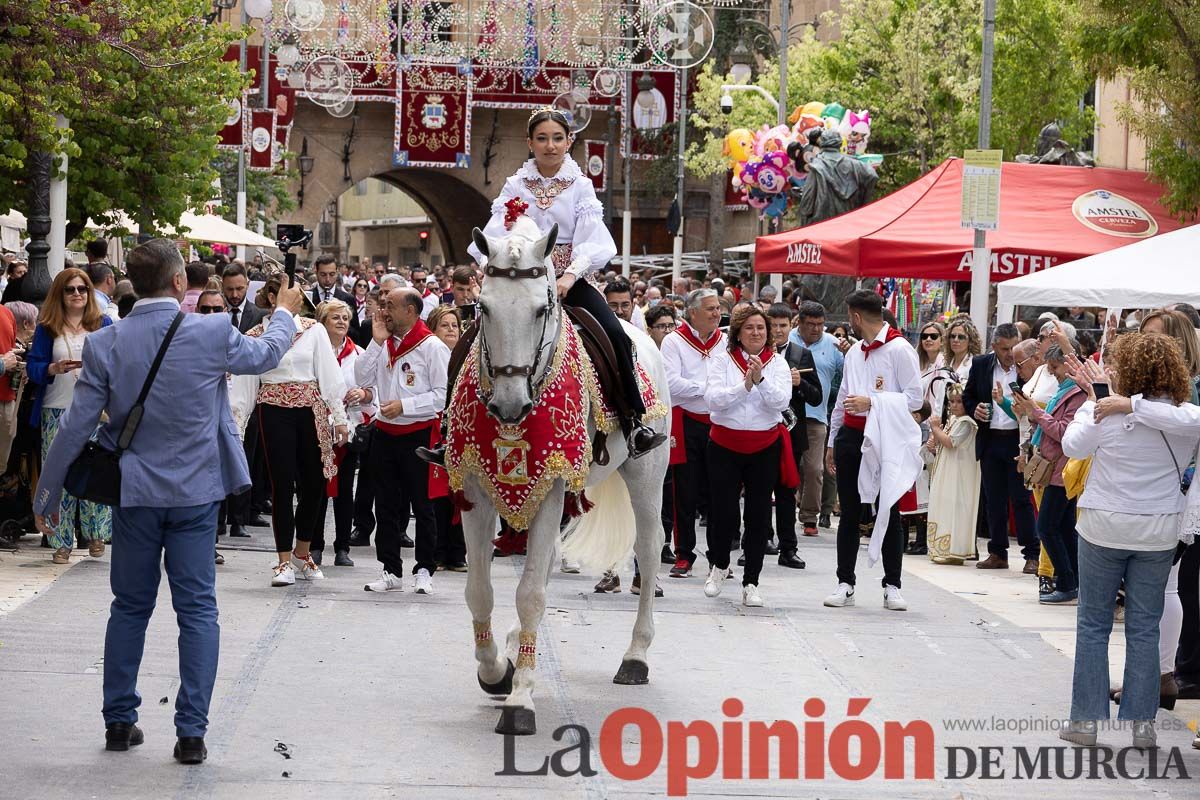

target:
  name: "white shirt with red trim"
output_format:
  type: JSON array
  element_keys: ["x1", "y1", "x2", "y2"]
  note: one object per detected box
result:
[
  {"x1": 705, "y1": 347, "x2": 792, "y2": 431},
  {"x1": 420, "y1": 290, "x2": 439, "y2": 320},
  {"x1": 661, "y1": 321, "x2": 726, "y2": 415},
  {"x1": 354, "y1": 326, "x2": 450, "y2": 426},
  {"x1": 829, "y1": 322, "x2": 923, "y2": 442}
]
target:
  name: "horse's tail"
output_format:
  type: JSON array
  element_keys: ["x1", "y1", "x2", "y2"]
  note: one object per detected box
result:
[{"x1": 560, "y1": 471, "x2": 635, "y2": 574}]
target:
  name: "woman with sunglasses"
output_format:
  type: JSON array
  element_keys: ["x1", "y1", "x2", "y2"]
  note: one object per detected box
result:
[
  {"x1": 352, "y1": 278, "x2": 371, "y2": 326},
  {"x1": 940, "y1": 317, "x2": 982, "y2": 384},
  {"x1": 26, "y1": 268, "x2": 114, "y2": 564}
]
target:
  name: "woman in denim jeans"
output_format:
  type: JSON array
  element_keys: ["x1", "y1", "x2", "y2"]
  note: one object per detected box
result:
[
  {"x1": 1059, "y1": 333, "x2": 1200, "y2": 750},
  {"x1": 1011, "y1": 343, "x2": 1087, "y2": 604}
]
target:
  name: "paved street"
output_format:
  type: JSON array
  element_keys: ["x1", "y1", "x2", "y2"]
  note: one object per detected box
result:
[{"x1": 2, "y1": 520, "x2": 1200, "y2": 799}]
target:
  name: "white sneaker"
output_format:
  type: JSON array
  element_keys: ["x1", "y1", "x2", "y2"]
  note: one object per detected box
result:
[
  {"x1": 364, "y1": 570, "x2": 404, "y2": 592},
  {"x1": 742, "y1": 584, "x2": 764, "y2": 607},
  {"x1": 823, "y1": 583, "x2": 855, "y2": 607},
  {"x1": 883, "y1": 585, "x2": 907, "y2": 611},
  {"x1": 414, "y1": 568, "x2": 434, "y2": 594},
  {"x1": 292, "y1": 553, "x2": 325, "y2": 581},
  {"x1": 270, "y1": 561, "x2": 295, "y2": 587},
  {"x1": 560, "y1": 558, "x2": 581, "y2": 574},
  {"x1": 703, "y1": 566, "x2": 727, "y2": 598}
]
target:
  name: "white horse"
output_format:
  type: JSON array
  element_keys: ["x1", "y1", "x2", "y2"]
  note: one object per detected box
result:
[{"x1": 456, "y1": 219, "x2": 671, "y2": 736}]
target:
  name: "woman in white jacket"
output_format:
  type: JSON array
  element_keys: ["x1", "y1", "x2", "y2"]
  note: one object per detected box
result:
[
  {"x1": 1059, "y1": 333, "x2": 1200, "y2": 751},
  {"x1": 231, "y1": 277, "x2": 350, "y2": 587}
]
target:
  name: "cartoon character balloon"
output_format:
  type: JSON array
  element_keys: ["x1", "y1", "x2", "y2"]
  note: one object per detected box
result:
[
  {"x1": 723, "y1": 128, "x2": 754, "y2": 166},
  {"x1": 839, "y1": 110, "x2": 872, "y2": 156}
]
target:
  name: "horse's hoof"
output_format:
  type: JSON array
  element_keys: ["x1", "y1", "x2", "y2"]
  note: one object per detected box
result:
[
  {"x1": 613, "y1": 659, "x2": 650, "y2": 685},
  {"x1": 495, "y1": 706, "x2": 536, "y2": 736},
  {"x1": 478, "y1": 659, "x2": 515, "y2": 696}
]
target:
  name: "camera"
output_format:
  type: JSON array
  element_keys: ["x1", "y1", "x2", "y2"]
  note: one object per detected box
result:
[
  {"x1": 275, "y1": 224, "x2": 312, "y2": 250},
  {"x1": 720, "y1": 93, "x2": 733, "y2": 115}
]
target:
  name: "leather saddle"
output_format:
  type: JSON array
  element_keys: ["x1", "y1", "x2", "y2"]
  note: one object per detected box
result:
[{"x1": 564, "y1": 306, "x2": 631, "y2": 466}]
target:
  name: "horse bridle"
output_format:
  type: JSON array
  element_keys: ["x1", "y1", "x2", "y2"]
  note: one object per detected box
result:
[{"x1": 476, "y1": 262, "x2": 559, "y2": 409}]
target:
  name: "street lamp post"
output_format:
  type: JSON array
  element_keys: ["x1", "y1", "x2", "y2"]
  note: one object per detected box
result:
[{"x1": 297, "y1": 137, "x2": 315, "y2": 208}]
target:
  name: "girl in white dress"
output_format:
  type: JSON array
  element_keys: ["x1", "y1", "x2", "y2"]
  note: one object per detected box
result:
[
  {"x1": 424, "y1": 107, "x2": 666, "y2": 462},
  {"x1": 926, "y1": 384, "x2": 980, "y2": 564}
]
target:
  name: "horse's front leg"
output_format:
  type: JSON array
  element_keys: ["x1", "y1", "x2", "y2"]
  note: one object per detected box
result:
[
  {"x1": 461, "y1": 480, "x2": 510, "y2": 695},
  {"x1": 496, "y1": 484, "x2": 565, "y2": 736},
  {"x1": 615, "y1": 455, "x2": 668, "y2": 685}
]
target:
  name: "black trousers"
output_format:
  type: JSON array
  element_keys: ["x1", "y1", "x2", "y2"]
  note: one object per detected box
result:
[
  {"x1": 434, "y1": 497, "x2": 466, "y2": 564},
  {"x1": 1176, "y1": 542, "x2": 1200, "y2": 683},
  {"x1": 773, "y1": 428, "x2": 805, "y2": 553},
  {"x1": 660, "y1": 469, "x2": 674, "y2": 552},
  {"x1": 312, "y1": 448, "x2": 357, "y2": 553},
  {"x1": 353, "y1": 457, "x2": 376, "y2": 536},
  {"x1": 706, "y1": 439, "x2": 779, "y2": 588},
  {"x1": 834, "y1": 426, "x2": 904, "y2": 588},
  {"x1": 258, "y1": 404, "x2": 325, "y2": 553},
  {"x1": 671, "y1": 415, "x2": 711, "y2": 564},
  {"x1": 564, "y1": 280, "x2": 646, "y2": 417},
  {"x1": 370, "y1": 428, "x2": 437, "y2": 576},
  {"x1": 979, "y1": 430, "x2": 1039, "y2": 562}
]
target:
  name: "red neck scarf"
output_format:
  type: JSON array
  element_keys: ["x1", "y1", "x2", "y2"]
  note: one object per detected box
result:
[
  {"x1": 729, "y1": 347, "x2": 775, "y2": 375},
  {"x1": 335, "y1": 336, "x2": 356, "y2": 365},
  {"x1": 676, "y1": 322, "x2": 722, "y2": 358},
  {"x1": 387, "y1": 320, "x2": 434, "y2": 368},
  {"x1": 861, "y1": 324, "x2": 905, "y2": 359}
]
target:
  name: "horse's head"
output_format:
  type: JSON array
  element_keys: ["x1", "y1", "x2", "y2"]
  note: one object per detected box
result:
[{"x1": 472, "y1": 221, "x2": 560, "y2": 425}]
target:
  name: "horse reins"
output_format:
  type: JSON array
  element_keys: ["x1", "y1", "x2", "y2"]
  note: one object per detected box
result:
[{"x1": 476, "y1": 261, "x2": 559, "y2": 408}]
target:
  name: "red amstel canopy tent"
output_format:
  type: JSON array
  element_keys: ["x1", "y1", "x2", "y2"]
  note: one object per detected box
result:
[{"x1": 753, "y1": 158, "x2": 1188, "y2": 281}]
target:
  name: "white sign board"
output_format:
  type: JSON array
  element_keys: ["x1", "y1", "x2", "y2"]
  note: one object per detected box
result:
[{"x1": 961, "y1": 150, "x2": 1003, "y2": 231}]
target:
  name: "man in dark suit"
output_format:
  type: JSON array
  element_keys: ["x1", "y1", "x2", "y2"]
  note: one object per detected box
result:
[
  {"x1": 221, "y1": 263, "x2": 266, "y2": 333},
  {"x1": 962, "y1": 322, "x2": 1039, "y2": 573},
  {"x1": 220, "y1": 263, "x2": 269, "y2": 531},
  {"x1": 767, "y1": 304, "x2": 822, "y2": 568}
]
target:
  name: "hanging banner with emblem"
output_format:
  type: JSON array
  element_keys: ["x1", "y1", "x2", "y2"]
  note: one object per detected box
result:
[
  {"x1": 394, "y1": 65, "x2": 470, "y2": 169},
  {"x1": 248, "y1": 110, "x2": 276, "y2": 170},
  {"x1": 584, "y1": 140, "x2": 606, "y2": 192},
  {"x1": 624, "y1": 69, "x2": 680, "y2": 160}
]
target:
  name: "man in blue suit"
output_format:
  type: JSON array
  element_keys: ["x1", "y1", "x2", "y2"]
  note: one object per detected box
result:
[{"x1": 34, "y1": 238, "x2": 303, "y2": 765}]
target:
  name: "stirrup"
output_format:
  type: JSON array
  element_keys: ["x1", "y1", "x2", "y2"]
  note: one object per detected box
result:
[
  {"x1": 416, "y1": 445, "x2": 446, "y2": 467},
  {"x1": 628, "y1": 424, "x2": 668, "y2": 459}
]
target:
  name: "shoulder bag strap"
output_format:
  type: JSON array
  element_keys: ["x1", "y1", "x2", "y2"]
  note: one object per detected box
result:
[{"x1": 115, "y1": 312, "x2": 185, "y2": 451}]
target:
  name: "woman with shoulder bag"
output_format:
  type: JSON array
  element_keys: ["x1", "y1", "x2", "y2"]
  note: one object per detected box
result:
[
  {"x1": 311, "y1": 299, "x2": 375, "y2": 567},
  {"x1": 1057, "y1": 333, "x2": 1200, "y2": 750},
  {"x1": 1011, "y1": 343, "x2": 1086, "y2": 604},
  {"x1": 26, "y1": 269, "x2": 113, "y2": 563}
]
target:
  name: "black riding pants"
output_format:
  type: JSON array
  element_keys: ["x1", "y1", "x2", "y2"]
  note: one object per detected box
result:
[{"x1": 564, "y1": 279, "x2": 646, "y2": 417}]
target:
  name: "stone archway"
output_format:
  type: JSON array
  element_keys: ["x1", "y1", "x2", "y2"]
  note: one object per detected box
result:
[{"x1": 374, "y1": 169, "x2": 492, "y2": 264}]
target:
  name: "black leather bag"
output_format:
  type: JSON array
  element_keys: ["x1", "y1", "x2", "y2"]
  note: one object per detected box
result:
[
  {"x1": 348, "y1": 420, "x2": 374, "y2": 454},
  {"x1": 64, "y1": 312, "x2": 184, "y2": 506}
]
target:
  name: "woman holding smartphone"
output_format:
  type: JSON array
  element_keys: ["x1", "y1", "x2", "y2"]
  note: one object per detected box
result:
[{"x1": 27, "y1": 268, "x2": 114, "y2": 564}]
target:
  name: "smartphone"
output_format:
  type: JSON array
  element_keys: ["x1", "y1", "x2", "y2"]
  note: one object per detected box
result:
[
  {"x1": 719, "y1": 313, "x2": 731, "y2": 328},
  {"x1": 1008, "y1": 381, "x2": 1026, "y2": 398},
  {"x1": 1094, "y1": 383, "x2": 1111, "y2": 399},
  {"x1": 458, "y1": 303, "x2": 478, "y2": 322}
]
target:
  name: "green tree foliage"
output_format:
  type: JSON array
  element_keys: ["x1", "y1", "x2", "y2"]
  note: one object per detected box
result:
[
  {"x1": 688, "y1": 0, "x2": 1092, "y2": 196},
  {"x1": 1071, "y1": 0, "x2": 1200, "y2": 218},
  {"x1": 0, "y1": 0, "x2": 244, "y2": 239},
  {"x1": 213, "y1": 151, "x2": 297, "y2": 229}
]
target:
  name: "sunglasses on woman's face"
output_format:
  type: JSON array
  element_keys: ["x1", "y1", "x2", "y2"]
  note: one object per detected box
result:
[
  {"x1": 919, "y1": 332, "x2": 941, "y2": 341},
  {"x1": 948, "y1": 333, "x2": 969, "y2": 342},
  {"x1": 63, "y1": 285, "x2": 89, "y2": 295}
]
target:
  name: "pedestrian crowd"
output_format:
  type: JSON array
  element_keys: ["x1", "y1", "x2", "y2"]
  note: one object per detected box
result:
[{"x1": 7, "y1": 236, "x2": 1200, "y2": 756}]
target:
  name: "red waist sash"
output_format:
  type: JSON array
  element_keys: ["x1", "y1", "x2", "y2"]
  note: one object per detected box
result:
[{"x1": 709, "y1": 423, "x2": 799, "y2": 489}]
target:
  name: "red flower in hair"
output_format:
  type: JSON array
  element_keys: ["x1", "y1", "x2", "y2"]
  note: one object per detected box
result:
[{"x1": 503, "y1": 197, "x2": 529, "y2": 230}]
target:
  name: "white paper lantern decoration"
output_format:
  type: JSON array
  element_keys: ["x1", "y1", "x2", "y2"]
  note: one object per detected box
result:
[
  {"x1": 276, "y1": 43, "x2": 301, "y2": 67},
  {"x1": 245, "y1": 0, "x2": 272, "y2": 19}
]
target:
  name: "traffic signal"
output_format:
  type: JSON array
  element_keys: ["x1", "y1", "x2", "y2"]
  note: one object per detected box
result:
[{"x1": 418, "y1": 229, "x2": 429, "y2": 253}]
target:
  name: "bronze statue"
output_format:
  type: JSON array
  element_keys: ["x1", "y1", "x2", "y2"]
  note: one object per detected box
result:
[
  {"x1": 797, "y1": 130, "x2": 879, "y2": 227},
  {"x1": 1016, "y1": 123, "x2": 1095, "y2": 167}
]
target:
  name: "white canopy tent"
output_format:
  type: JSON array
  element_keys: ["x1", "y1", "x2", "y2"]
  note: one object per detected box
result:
[
  {"x1": 997, "y1": 224, "x2": 1200, "y2": 310},
  {"x1": 1, "y1": 209, "x2": 274, "y2": 248}
]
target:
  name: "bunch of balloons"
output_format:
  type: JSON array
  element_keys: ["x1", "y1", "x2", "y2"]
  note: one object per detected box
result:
[{"x1": 722, "y1": 102, "x2": 882, "y2": 219}]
